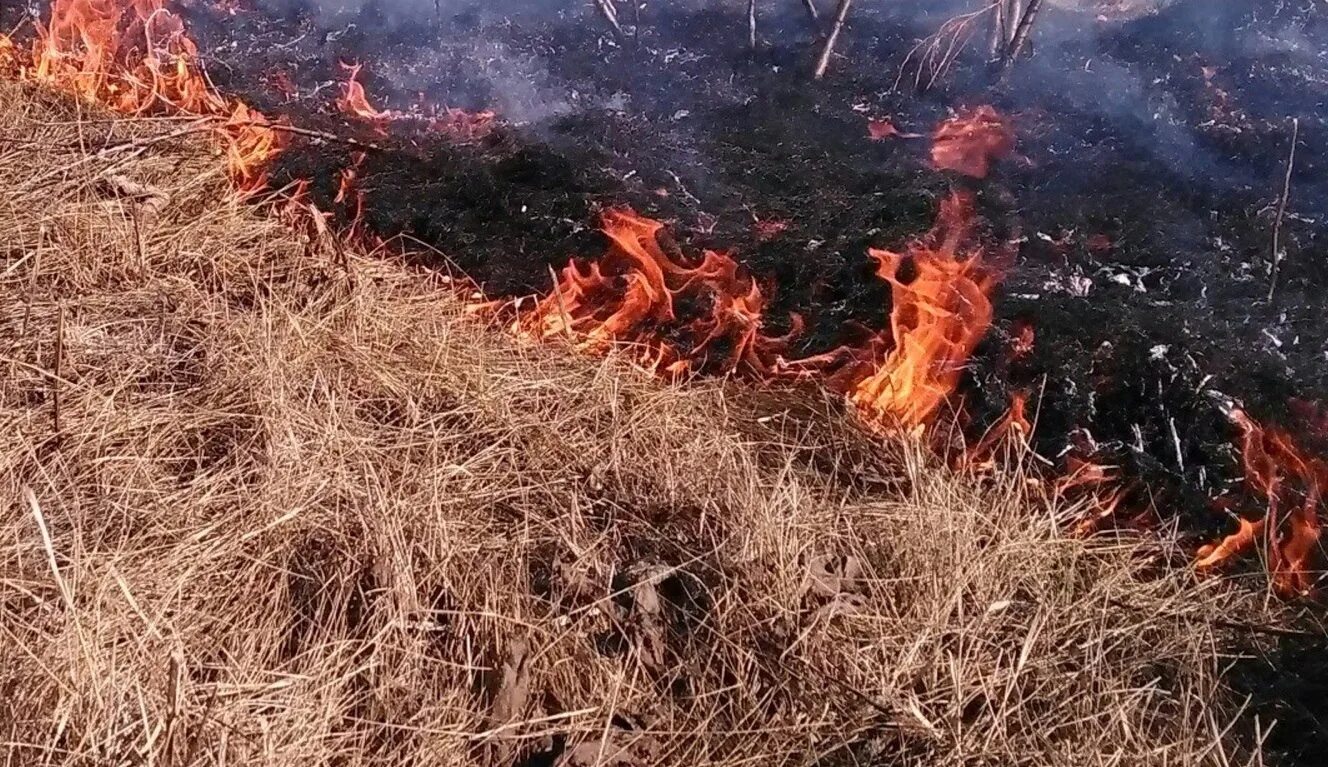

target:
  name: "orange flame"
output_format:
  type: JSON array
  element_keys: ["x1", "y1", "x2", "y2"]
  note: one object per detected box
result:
[
  {"x1": 517, "y1": 209, "x2": 799, "y2": 378},
  {"x1": 966, "y1": 390, "x2": 1032, "y2": 468},
  {"x1": 849, "y1": 191, "x2": 1003, "y2": 429},
  {"x1": 931, "y1": 105, "x2": 1014, "y2": 179},
  {"x1": 1197, "y1": 410, "x2": 1324, "y2": 596},
  {"x1": 7, "y1": 0, "x2": 280, "y2": 192},
  {"x1": 337, "y1": 61, "x2": 389, "y2": 121}
]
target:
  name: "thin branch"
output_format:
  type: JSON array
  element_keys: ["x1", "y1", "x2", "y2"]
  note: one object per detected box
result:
[
  {"x1": 987, "y1": 0, "x2": 1006, "y2": 61},
  {"x1": 265, "y1": 123, "x2": 384, "y2": 153},
  {"x1": 1268, "y1": 117, "x2": 1300, "y2": 301}
]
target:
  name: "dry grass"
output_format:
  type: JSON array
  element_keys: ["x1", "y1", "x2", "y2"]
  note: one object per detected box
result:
[{"x1": 0, "y1": 81, "x2": 1292, "y2": 766}]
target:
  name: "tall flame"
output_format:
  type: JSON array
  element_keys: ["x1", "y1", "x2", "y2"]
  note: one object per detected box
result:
[{"x1": 850, "y1": 191, "x2": 1001, "y2": 429}]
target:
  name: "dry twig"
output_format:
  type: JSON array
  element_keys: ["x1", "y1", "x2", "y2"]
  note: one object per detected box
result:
[{"x1": 1268, "y1": 117, "x2": 1300, "y2": 301}]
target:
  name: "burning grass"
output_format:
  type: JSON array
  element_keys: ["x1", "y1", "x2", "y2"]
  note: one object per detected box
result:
[{"x1": 0, "y1": 81, "x2": 1319, "y2": 766}]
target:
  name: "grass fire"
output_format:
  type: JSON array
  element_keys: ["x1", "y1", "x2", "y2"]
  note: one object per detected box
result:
[{"x1": 1, "y1": 0, "x2": 1326, "y2": 765}]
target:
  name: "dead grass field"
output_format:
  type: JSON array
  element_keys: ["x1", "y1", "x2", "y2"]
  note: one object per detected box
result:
[{"x1": 0, "y1": 82, "x2": 1311, "y2": 766}]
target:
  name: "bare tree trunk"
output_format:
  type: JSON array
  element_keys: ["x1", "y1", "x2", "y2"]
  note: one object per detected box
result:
[
  {"x1": 813, "y1": 0, "x2": 854, "y2": 79},
  {"x1": 1001, "y1": 0, "x2": 1043, "y2": 72}
]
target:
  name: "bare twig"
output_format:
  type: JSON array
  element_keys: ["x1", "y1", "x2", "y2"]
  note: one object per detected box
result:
[
  {"x1": 593, "y1": 0, "x2": 626, "y2": 42},
  {"x1": 748, "y1": 0, "x2": 758, "y2": 51},
  {"x1": 813, "y1": 0, "x2": 854, "y2": 80},
  {"x1": 893, "y1": 6, "x2": 988, "y2": 94},
  {"x1": 1268, "y1": 117, "x2": 1299, "y2": 301}
]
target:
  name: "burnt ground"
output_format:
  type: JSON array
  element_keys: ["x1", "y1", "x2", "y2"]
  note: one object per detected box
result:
[
  {"x1": 161, "y1": 0, "x2": 1327, "y2": 527},
  {"x1": 8, "y1": 2, "x2": 1325, "y2": 541}
]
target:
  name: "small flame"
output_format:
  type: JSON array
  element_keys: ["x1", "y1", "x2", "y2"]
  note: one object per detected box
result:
[
  {"x1": 335, "y1": 151, "x2": 369, "y2": 238},
  {"x1": 337, "y1": 61, "x2": 389, "y2": 122},
  {"x1": 849, "y1": 191, "x2": 1003, "y2": 429},
  {"x1": 516, "y1": 208, "x2": 798, "y2": 378},
  {"x1": 1197, "y1": 410, "x2": 1325, "y2": 597},
  {"x1": 931, "y1": 105, "x2": 1014, "y2": 179},
  {"x1": 965, "y1": 390, "x2": 1032, "y2": 469}
]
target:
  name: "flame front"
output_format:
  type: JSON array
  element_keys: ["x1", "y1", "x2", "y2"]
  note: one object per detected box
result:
[
  {"x1": 850, "y1": 191, "x2": 1001, "y2": 429},
  {"x1": 517, "y1": 208, "x2": 797, "y2": 378}
]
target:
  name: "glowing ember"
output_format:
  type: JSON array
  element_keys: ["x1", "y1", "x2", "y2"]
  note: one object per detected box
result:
[
  {"x1": 1197, "y1": 410, "x2": 1325, "y2": 596},
  {"x1": 931, "y1": 105, "x2": 1014, "y2": 179},
  {"x1": 868, "y1": 117, "x2": 901, "y2": 141},
  {"x1": 1010, "y1": 320, "x2": 1035, "y2": 360},
  {"x1": 752, "y1": 217, "x2": 790, "y2": 241},
  {"x1": 427, "y1": 107, "x2": 498, "y2": 143},
  {"x1": 337, "y1": 61, "x2": 389, "y2": 122},
  {"x1": 849, "y1": 191, "x2": 1004, "y2": 429},
  {"x1": 516, "y1": 208, "x2": 798, "y2": 378}
]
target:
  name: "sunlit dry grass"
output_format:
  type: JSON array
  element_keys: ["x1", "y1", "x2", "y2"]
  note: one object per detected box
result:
[{"x1": 0, "y1": 81, "x2": 1296, "y2": 766}]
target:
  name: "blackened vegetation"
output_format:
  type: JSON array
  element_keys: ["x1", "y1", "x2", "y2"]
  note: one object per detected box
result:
[{"x1": 174, "y1": 1, "x2": 1327, "y2": 534}]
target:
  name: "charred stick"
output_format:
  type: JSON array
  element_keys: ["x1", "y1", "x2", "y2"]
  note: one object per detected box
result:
[
  {"x1": 593, "y1": 0, "x2": 626, "y2": 42},
  {"x1": 630, "y1": 0, "x2": 641, "y2": 46},
  {"x1": 265, "y1": 123, "x2": 383, "y2": 153},
  {"x1": 1001, "y1": 0, "x2": 1043, "y2": 73},
  {"x1": 812, "y1": 0, "x2": 854, "y2": 80},
  {"x1": 1268, "y1": 117, "x2": 1300, "y2": 301},
  {"x1": 748, "y1": 0, "x2": 758, "y2": 51}
]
